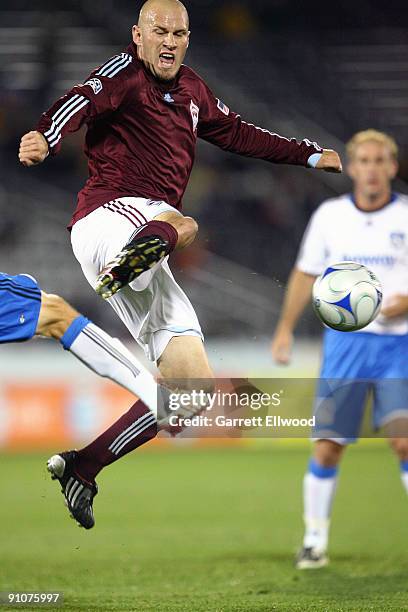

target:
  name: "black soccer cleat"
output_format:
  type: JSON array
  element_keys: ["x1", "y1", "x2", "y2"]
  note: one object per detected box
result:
[
  {"x1": 47, "y1": 451, "x2": 98, "y2": 530},
  {"x1": 295, "y1": 546, "x2": 329, "y2": 569},
  {"x1": 95, "y1": 235, "x2": 168, "y2": 299}
]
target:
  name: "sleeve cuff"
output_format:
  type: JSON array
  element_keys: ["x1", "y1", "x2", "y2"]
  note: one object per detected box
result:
[{"x1": 307, "y1": 153, "x2": 322, "y2": 168}]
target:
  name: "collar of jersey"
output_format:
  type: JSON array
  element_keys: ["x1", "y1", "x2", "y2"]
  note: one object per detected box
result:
[{"x1": 349, "y1": 192, "x2": 398, "y2": 213}]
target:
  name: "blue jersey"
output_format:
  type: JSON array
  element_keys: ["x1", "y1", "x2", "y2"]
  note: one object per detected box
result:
[{"x1": 0, "y1": 273, "x2": 42, "y2": 343}]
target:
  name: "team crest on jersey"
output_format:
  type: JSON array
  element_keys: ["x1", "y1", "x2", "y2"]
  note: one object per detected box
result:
[
  {"x1": 217, "y1": 98, "x2": 230, "y2": 116},
  {"x1": 190, "y1": 100, "x2": 199, "y2": 133},
  {"x1": 84, "y1": 78, "x2": 103, "y2": 95},
  {"x1": 390, "y1": 231, "x2": 405, "y2": 248}
]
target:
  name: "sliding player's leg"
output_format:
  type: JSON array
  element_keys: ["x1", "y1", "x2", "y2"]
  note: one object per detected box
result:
[
  {"x1": 0, "y1": 273, "x2": 158, "y2": 408},
  {"x1": 38, "y1": 292, "x2": 157, "y2": 410},
  {"x1": 36, "y1": 291, "x2": 78, "y2": 338}
]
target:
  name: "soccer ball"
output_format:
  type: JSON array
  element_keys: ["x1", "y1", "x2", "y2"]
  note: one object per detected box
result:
[{"x1": 312, "y1": 261, "x2": 382, "y2": 332}]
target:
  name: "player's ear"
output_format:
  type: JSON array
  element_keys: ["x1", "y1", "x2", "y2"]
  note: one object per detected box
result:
[
  {"x1": 389, "y1": 158, "x2": 399, "y2": 180},
  {"x1": 187, "y1": 31, "x2": 191, "y2": 47},
  {"x1": 346, "y1": 160, "x2": 355, "y2": 180},
  {"x1": 132, "y1": 25, "x2": 142, "y2": 45}
]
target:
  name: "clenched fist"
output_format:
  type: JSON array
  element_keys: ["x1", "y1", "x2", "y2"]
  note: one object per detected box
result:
[
  {"x1": 19, "y1": 131, "x2": 49, "y2": 167},
  {"x1": 315, "y1": 149, "x2": 342, "y2": 173},
  {"x1": 271, "y1": 327, "x2": 294, "y2": 365}
]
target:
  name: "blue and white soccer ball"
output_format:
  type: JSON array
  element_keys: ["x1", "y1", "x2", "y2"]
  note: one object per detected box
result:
[{"x1": 312, "y1": 262, "x2": 383, "y2": 332}]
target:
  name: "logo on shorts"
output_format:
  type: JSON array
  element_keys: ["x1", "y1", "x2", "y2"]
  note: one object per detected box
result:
[
  {"x1": 146, "y1": 199, "x2": 165, "y2": 206},
  {"x1": 190, "y1": 100, "x2": 199, "y2": 133},
  {"x1": 84, "y1": 78, "x2": 103, "y2": 95},
  {"x1": 19, "y1": 314, "x2": 25, "y2": 324}
]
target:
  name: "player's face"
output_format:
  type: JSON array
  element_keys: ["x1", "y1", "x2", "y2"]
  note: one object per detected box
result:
[
  {"x1": 133, "y1": 6, "x2": 190, "y2": 82},
  {"x1": 348, "y1": 141, "x2": 398, "y2": 198}
]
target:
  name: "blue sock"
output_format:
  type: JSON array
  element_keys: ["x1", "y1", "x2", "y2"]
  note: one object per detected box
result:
[
  {"x1": 308, "y1": 458, "x2": 338, "y2": 479},
  {"x1": 400, "y1": 460, "x2": 408, "y2": 473},
  {"x1": 60, "y1": 315, "x2": 90, "y2": 350},
  {"x1": 400, "y1": 461, "x2": 408, "y2": 495}
]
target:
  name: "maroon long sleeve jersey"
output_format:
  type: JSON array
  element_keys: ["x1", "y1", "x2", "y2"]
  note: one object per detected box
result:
[{"x1": 37, "y1": 42, "x2": 323, "y2": 228}]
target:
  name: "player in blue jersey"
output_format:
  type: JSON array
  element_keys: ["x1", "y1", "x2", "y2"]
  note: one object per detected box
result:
[{"x1": 271, "y1": 130, "x2": 408, "y2": 568}]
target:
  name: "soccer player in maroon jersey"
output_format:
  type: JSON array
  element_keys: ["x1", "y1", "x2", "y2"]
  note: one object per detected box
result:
[{"x1": 19, "y1": 0, "x2": 342, "y2": 528}]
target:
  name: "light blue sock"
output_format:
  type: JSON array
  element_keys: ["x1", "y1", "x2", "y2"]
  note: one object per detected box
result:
[
  {"x1": 308, "y1": 458, "x2": 338, "y2": 479},
  {"x1": 400, "y1": 460, "x2": 408, "y2": 495},
  {"x1": 60, "y1": 315, "x2": 90, "y2": 350},
  {"x1": 303, "y1": 459, "x2": 338, "y2": 550}
]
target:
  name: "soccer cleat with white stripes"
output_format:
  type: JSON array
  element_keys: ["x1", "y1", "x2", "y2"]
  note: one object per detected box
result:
[
  {"x1": 95, "y1": 235, "x2": 168, "y2": 299},
  {"x1": 295, "y1": 546, "x2": 329, "y2": 569},
  {"x1": 47, "y1": 451, "x2": 98, "y2": 530}
]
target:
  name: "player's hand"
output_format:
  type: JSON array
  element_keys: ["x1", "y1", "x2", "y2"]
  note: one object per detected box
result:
[
  {"x1": 315, "y1": 149, "x2": 342, "y2": 173},
  {"x1": 19, "y1": 131, "x2": 49, "y2": 167},
  {"x1": 271, "y1": 327, "x2": 293, "y2": 365},
  {"x1": 381, "y1": 294, "x2": 408, "y2": 319}
]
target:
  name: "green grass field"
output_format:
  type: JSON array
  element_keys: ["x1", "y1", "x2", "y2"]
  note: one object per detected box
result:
[{"x1": 1, "y1": 444, "x2": 408, "y2": 611}]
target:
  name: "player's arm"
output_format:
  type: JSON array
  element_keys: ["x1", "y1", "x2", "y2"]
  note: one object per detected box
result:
[
  {"x1": 197, "y1": 83, "x2": 342, "y2": 172},
  {"x1": 271, "y1": 207, "x2": 327, "y2": 364},
  {"x1": 271, "y1": 268, "x2": 316, "y2": 364},
  {"x1": 382, "y1": 295, "x2": 408, "y2": 319},
  {"x1": 19, "y1": 52, "x2": 132, "y2": 166}
]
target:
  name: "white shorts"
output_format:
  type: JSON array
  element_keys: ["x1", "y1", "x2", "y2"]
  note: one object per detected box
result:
[{"x1": 71, "y1": 197, "x2": 203, "y2": 362}]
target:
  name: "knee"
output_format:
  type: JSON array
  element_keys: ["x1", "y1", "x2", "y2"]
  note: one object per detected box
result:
[
  {"x1": 390, "y1": 438, "x2": 408, "y2": 461},
  {"x1": 37, "y1": 293, "x2": 79, "y2": 340},
  {"x1": 159, "y1": 365, "x2": 215, "y2": 395},
  {"x1": 314, "y1": 439, "x2": 345, "y2": 468},
  {"x1": 161, "y1": 370, "x2": 215, "y2": 394},
  {"x1": 174, "y1": 216, "x2": 198, "y2": 249}
]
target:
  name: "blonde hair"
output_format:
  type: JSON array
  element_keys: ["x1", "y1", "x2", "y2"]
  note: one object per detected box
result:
[{"x1": 346, "y1": 129, "x2": 398, "y2": 160}]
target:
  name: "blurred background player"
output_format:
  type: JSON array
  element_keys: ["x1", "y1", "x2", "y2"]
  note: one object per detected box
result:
[
  {"x1": 18, "y1": 0, "x2": 341, "y2": 526},
  {"x1": 271, "y1": 130, "x2": 408, "y2": 568}
]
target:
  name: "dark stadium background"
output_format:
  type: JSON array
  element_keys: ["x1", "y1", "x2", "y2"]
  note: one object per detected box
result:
[
  {"x1": 1, "y1": 3, "x2": 408, "y2": 611},
  {"x1": 1, "y1": 0, "x2": 407, "y2": 340}
]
